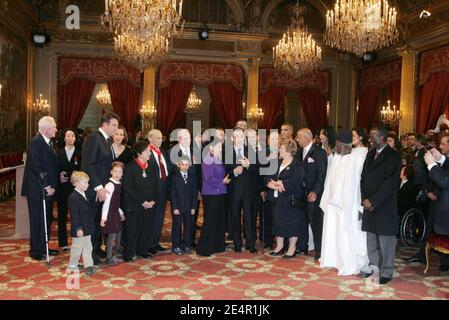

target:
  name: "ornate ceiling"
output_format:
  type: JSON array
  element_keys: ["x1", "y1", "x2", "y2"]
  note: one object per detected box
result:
[{"x1": 26, "y1": 0, "x2": 449, "y2": 52}]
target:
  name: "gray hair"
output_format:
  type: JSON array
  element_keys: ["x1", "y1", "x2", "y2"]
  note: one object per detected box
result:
[{"x1": 38, "y1": 116, "x2": 56, "y2": 131}]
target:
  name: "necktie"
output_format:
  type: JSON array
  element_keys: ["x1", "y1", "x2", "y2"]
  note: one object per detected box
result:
[
  {"x1": 183, "y1": 173, "x2": 188, "y2": 184},
  {"x1": 107, "y1": 138, "x2": 116, "y2": 159},
  {"x1": 375, "y1": 150, "x2": 380, "y2": 160},
  {"x1": 237, "y1": 148, "x2": 243, "y2": 161}
]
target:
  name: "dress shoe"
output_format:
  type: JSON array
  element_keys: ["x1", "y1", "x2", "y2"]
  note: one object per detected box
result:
[
  {"x1": 264, "y1": 244, "x2": 273, "y2": 250},
  {"x1": 97, "y1": 249, "x2": 107, "y2": 258},
  {"x1": 123, "y1": 256, "x2": 136, "y2": 263},
  {"x1": 148, "y1": 248, "x2": 157, "y2": 254},
  {"x1": 269, "y1": 249, "x2": 285, "y2": 256},
  {"x1": 295, "y1": 249, "x2": 308, "y2": 256},
  {"x1": 48, "y1": 249, "x2": 60, "y2": 256},
  {"x1": 234, "y1": 245, "x2": 242, "y2": 253},
  {"x1": 106, "y1": 257, "x2": 119, "y2": 266},
  {"x1": 60, "y1": 246, "x2": 70, "y2": 252},
  {"x1": 155, "y1": 245, "x2": 168, "y2": 252},
  {"x1": 183, "y1": 247, "x2": 192, "y2": 254},
  {"x1": 172, "y1": 247, "x2": 183, "y2": 255},
  {"x1": 137, "y1": 253, "x2": 152, "y2": 259},
  {"x1": 439, "y1": 265, "x2": 449, "y2": 272},
  {"x1": 30, "y1": 254, "x2": 45, "y2": 261},
  {"x1": 314, "y1": 255, "x2": 320, "y2": 261},
  {"x1": 248, "y1": 246, "x2": 257, "y2": 254},
  {"x1": 356, "y1": 271, "x2": 374, "y2": 278},
  {"x1": 85, "y1": 266, "x2": 95, "y2": 276},
  {"x1": 93, "y1": 257, "x2": 103, "y2": 266},
  {"x1": 283, "y1": 253, "x2": 296, "y2": 259},
  {"x1": 403, "y1": 254, "x2": 424, "y2": 263},
  {"x1": 379, "y1": 277, "x2": 392, "y2": 285}
]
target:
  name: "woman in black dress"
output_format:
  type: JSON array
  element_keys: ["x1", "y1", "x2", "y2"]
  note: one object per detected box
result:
[
  {"x1": 122, "y1": 141, "x2": 159, "y2": 262},
  {"x1": 112, "y1": 125, "x2": 133, "y2": 165},
  {"x1": 57, "y1": 128, "x2": 81, "y2": 251},
  {"x1": 267, "y1": 138, "x2": 306, "y2": 258}
]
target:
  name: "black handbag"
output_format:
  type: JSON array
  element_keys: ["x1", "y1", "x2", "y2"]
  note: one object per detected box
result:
[{"x1": 290, "y1": 195, "x2": 308, "y2": 210}]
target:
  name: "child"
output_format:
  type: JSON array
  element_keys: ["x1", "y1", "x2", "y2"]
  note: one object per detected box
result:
[
  {"x1": 100, "y1": 161, "x2": 126, "y2": 265},
  {"x1": 170, "y1": 156, "x2": 198, "y2": 255},
  {"x1": 67, "y1": 171, "x2": 95, "y2": 276}
]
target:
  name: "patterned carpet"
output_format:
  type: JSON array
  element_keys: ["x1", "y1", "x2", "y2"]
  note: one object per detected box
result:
[{"x1": 0, "y1": 198, "x2": 448, "y2": 300}]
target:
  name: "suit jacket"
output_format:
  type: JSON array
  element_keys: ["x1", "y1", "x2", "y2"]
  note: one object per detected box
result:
[
  {"x1": 148, "y1": 146, "x2": 173, "y2": 199},
  {"x1": 428, "y1": 165, "x2": 449, "y2": 235},
  {"x1": 225, "y1": 146, "x2": 260, "y2": 197},
  {"x1": 170, "y1": 171, "x2": 198, "y2": 213},
  {"x1": 21, "y1": 133, "x2": 58, "y2": 200},
  {"x1": 68, "y1": 190, "x2": 95, "y2": 237},
  {"x1": 123, "y1": 160, "x2": 159, "y2": 212},
  {"x1": 81, "y1": 131, "x2": 113, "y2": 189},
  {"x1": 296, "y1": 143, "x2": 327, "y2": 201},
  {"x1": 361, "y1": 145, "x2": 402, "y2": 235},
  {"x1": 267, "y1": 159, "x2": 306, "y2": 206},
  {"x1": 57, "y1": 146, "x2": 81, "y2": 198}
]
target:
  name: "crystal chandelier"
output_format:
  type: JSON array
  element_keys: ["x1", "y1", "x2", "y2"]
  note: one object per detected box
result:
[
  {"x1": 115, "y1": 32, "x2": 169, "y2": 71},
  {"x1": 324, "y1": 0, "x2": 399, "y2": 57},
  {"x1": 101, "y1": 0, "x2": 184, "y2": 39},
  {"x1": 96, "y1": 88, "x2": 112, "y2": 106},
  {"x1": 101, "y1": 0, "x2": 184, "y2": 70},
  {"x1": 380, "y1": 100, "x2": 401, "y2": 128},
  {"x1": 273, "y1": 2, "x2": 322, "y2": 78},
  {"x1": 185, "y1": 86, "x2": 202, "y2": 114},
  {"x1": 32, "y1": 94, "x2": 50, "y2": 114},
  {"x1": 247, "y1": 104, "x2": 264, "y2": 129}
]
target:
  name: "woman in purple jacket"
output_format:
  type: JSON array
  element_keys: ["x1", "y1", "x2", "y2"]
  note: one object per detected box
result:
[{"x1": 196, "y1": 139, "x2": 231, "y2": 256}]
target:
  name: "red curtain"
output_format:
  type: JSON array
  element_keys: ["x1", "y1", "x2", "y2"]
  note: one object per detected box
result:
[
  {"x1": 107, "y1": 79, "x2": 141, "y2": 133},
  {"x1": 207, "y1": 82, "x2": 243, "y2": 129},
  {"x1": 157, "y1": 80, "x2": 193, "y2": 136},
  {"x1": 297, "y1": 88, "x2": 327, "y2": 134},
  {"x1": 57, "y1": 78, "x2": 96, "y2": 129},
  {"x1": 417, "y1": 72, "x2": 449, "y2": 134},
  {"x1": 358, "y1": 86, "x2": 381, "y2": 131},
  {"x1": 259, "y1": 86, "x2": 287, "y2": 130}
]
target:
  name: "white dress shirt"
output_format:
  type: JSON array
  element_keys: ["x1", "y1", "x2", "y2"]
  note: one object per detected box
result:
[
  {"x1": 65, "y1": 146, "x2": 75, "y2": 162},
  {"x1": 75, "y1": 188, "x2": 87, "y2": 201},
  {"x1": 303, "y1": 142, "x2": 313, "y2": 161},
  {"x1": 151, "y1": 149, "x2": 169, "y2": 179}
]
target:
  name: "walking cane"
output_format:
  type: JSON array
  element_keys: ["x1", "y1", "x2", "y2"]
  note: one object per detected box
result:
[{"x1": 41, "y1": 186, "x2": 50, "y2": 266}]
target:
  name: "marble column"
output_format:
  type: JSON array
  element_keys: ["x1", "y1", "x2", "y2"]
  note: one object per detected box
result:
[
  {"x1": 398, "y1": 48, "x2": 417, "y2": 134},
  {"x1": 246, "y1": 57, "x2": 260, "y2": 128},
  {"x1": 142, "y1": 66, "x2": 156, "y2": 134}
]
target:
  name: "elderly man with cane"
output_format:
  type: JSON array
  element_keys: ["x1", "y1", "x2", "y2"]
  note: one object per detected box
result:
[{"x1": 21, "y1": 116, "x2": 60, "y2": 262}]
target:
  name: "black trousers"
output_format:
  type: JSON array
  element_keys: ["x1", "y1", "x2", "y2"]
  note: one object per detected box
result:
[
  {"x1": 190, "y1": 199, "x2": 201, "y2": 243},
  {"x1": 150, "y1": 182, "x2": 167, "y2": 248},
  {"x1": 230, "y1": 192, "x2": 257, "y2": 247},
  {"x1": 262, "y1": 200, "x2": 274, "y2": 246},
  {"x1": 124, "y1": 208, "x2": 154, "y2": 259},
  {"x1": 300, "y1": 202, "x2": 323, "y2": 255},
  {"x1": 91, "y1": 202, "x2": 103, "y2": 258},
  {"x1": 27, "y1": 196, "x2": 53, "y2": 256},
  {"x1": 57, "y1": 193, "x2": 70, "y2": 247},
  {"x1": 196, "y1": 195, "x2": 226, "y2": 256},
  {"x1": 172, "y1": 211, "x2": 193, "y2": 248}
]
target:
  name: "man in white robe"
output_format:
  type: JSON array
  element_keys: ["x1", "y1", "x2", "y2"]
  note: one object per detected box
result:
[{"x1": 320, "y1": 130, "x2": 369, "y2": 275}]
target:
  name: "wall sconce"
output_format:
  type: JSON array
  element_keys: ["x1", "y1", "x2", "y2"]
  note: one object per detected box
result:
[
  {"x1": 326, "y1": 101, "x2": 331, "y2": 122},
  {"x1": 248, "y1": 103, "x2": 264, "y2": 129},
  {"x1": 32, "y1": 94, "x2": 50, "y2": 115}
]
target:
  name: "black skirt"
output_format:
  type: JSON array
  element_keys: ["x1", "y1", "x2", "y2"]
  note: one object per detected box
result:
[{"x1": 196, "y1": 194, "x2": 226, "y2": 256}]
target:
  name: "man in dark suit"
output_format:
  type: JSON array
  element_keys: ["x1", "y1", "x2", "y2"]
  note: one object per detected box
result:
[
  {"x1": 225, "y1": 128, "x2": 259, "y2": 253},
  {"x1": 421, "y1": 147, "x2": 449, "y2": 271},
  {"x1": 358, "y1": 127, "x2": 402, "y2": 285},
  {"x1": 81, "y1": 112, "x2": 120, "y2": 264},
  {"x1": 295, "y1": 128, "x2": 327, "y2": 260},
  {"x1": 21, "y1": 116, "x2": 59, "y2": 260},
  {"x1": 148, "y1": 129, "x2": 172, "y2": 254},
  {"x1": 405, "y1": 135, "x2": 449, "y2": 270},
  {"x1": 190, "y1": 130, "x2": 203, "y2": 246}
]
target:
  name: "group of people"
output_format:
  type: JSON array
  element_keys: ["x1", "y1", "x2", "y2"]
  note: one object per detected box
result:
[{"x1": 21, "y1": 112, "x2": 449, "y2": 283}]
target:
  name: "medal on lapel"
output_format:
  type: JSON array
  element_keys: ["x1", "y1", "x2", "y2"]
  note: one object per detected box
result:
[
  {"x1": 73, "y1": 156, "x2": 78, "y2": 166},
  {"x1": 142, "y1": 170, "x2": 147, "y2": 178}
]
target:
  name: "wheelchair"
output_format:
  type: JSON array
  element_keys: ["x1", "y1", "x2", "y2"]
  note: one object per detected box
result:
[{"x1": 398, "y1": 201, "x2": 427, "y2": 247}]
